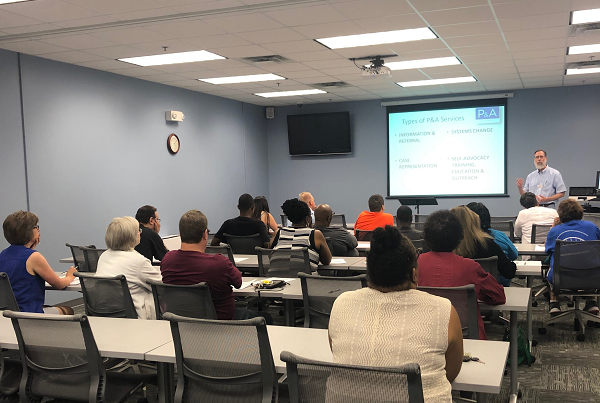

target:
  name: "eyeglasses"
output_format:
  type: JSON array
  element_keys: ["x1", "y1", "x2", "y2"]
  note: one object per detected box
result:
[
  {"x1": 156, "y1": 218, "x2": 161, "y2": 222},
  {"x1": 32, "y1": 225, "x2": 40, "y2": 230}
]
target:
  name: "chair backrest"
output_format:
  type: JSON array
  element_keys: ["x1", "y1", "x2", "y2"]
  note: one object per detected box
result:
[
  {"x1": 65, "y1": 243, "x2": 95, "y2": 272},
  {"x1": 489, "y1": 220, "x2": 515, "y2": 241},
  {"x1": 255, "y1": 247, "x2": 312, "y2": 277},
  {"x1": 355, "y1": 230, "x2": 373, "y2": 241},
  {"x1": 205, "y1": 244, "x2": 235, "y2": 265},
  {"x1": 224, "y1": 233, "x2": 264, "y2": 255},
  {"x1": 490, "y1": 216, "x2": 517, "y2": 222},
  {"x1": 3, "y1": 311, "x2": 105, "y2": 402},
  {"x1": 330, "y1": 214, "x2": 347, "y2": 229},
  {"x1": 474, "y1": 256, "x2": 499, "y2": 280},
  {"x1": 414, "y1": 222, "x2": 425, "y2": 231},
  {"x1": 280, "y1": 214, "x2": 289, "y2": 227},
  {"x1": 75, "y1": 272, "x2": 137, "y2": 318},
  {"x1": 147, "y1": 280, "x2": 217, "y2": 320},
  {"x1": 554, "y1": 240, "x2": 600, "y2": 293},
  {"x1": 164, "y1": 313, "x2": 277, "y2": 403},
  {"x1": 411, "y1": 239, "x2": 424, "y2": 250},
  {"x1": 0, "y1": 273, "x2": 19, "y2": 311},
  {"x1": 281, "y1": 351, "x2": 424, "y2": 403},
  {"x1": 79, "y1": 246, "x2": 106, "y2": 273},
  {"x1": 414, "y1": 214, "x2": 428, "y2": 223},
  {"x1": 298, "y1": 273, "x2": 367, "y2": 329},
  {"x1": 531, "y1": 224, "x2": 552, "y2": 244},
  {"x1": 417, "y1": 285, "x2": 479, "y2": 339}
]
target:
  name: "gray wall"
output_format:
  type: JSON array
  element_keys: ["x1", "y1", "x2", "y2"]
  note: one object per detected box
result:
[
  {"x1": 266, "y1": 84, "x2": 600, "y2": 221},
  {"x1": 0, "y1": 51, "x2": 269, "y2": 303}
]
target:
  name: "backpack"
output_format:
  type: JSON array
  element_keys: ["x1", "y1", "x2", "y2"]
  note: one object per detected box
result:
[{"x1": 503, "y1": 325, "x2": 535, "y2": 366}]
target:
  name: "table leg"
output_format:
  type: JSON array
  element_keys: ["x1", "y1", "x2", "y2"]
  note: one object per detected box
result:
[
  {"x1": 527, "y1": 277, "x2": 533, "y2": 347},
  {"x1": 284, "y1": 300, "x2": 295, "y2": 327},
  {"x1": 509, "y1": 310, "x2": 518, "y2": 402},
  {"x1": 157, "y1": 362, "x2": 174, "y2": 403},
  {"x1": 476, "y1": 392, "x2": 487, "y2": 403}
]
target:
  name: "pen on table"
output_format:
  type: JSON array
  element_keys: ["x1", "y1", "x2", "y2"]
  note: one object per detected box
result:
[{"x1": 328, "y1": 289, "x2": 341, "y2": 294}]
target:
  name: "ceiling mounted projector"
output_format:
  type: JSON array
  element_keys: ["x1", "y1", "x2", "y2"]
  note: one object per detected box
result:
[{"x1": 360, "y1": 56, "x2": 392, "y2": 79}]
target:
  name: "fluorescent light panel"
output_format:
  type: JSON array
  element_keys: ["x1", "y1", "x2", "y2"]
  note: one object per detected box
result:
[
  {"x1": 566, "y1": 67, "x2": 600, "y2": 75},
  {"x1": 398, "y1": 76, "x2": 476, "y2": 87},
  {"x1": 199, "y1": 74, "x2": 285, "y2": 85},
  {"x1": 254, "y1": 89, "x2": 326, "y2": 98},
  {"x1": 118, "y1": 50, "x2": 225, "y2": 67},
  {"x1": 572, "y1": 8, "x2": 600, "y2": 24},
  {"x1": 316, "y1": 27, "x2": 436, "y2": 49},
  {"x1": 382, "y1": 56, "x2": 461, "y2": 71},
  {"x1": 568, "y1": 43, "x2": 600, "y2": 55},
  {"x1": 0, "y1": 0, "x2": 31, "y2": 3}
]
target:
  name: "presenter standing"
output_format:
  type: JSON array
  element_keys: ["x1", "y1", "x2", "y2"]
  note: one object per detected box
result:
[{"x1": 516, "y1": 149, "x2": 566, "y2": 208}]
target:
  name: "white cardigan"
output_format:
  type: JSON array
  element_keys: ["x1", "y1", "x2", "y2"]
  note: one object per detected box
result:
[{"x1": 96, "y1": 249, "x2": 162, "y2": 319}]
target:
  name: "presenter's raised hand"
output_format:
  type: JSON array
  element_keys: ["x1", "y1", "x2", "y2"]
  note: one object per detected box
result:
[{"x1": 516, "y1": 178, "x2": 523, "y2": 188}]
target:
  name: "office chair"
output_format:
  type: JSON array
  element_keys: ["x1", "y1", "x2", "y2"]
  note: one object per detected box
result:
[
  {"x1": 418, "y1": 285, "x2": 479, "y2": 339},
  {"x1": 255, "y1": 247, "x2": 312, "y2": 277},
  {"x1": 205, "y1": 243, "x2": 235, "y2": 265},
  {"x1": 414, "y1": 222, "x2": 425, "y2": 231},
  {"x1": 281, "y1": 351, "x2": 424, "y2": 403},
  {"x1": 0, "y1": 273, "x2": 19, "y2": 312},
  {"x1": 530, "y1": 224, "x2": 553, "y2": 306},
  {"x1": 354, "y1": 230, "x2": 373, "y2": 241},
  {"x1": 473, "y1": 256, "x2": 499, "y2": 281},
  {"x1": 147, "y1": 280, "x2": 217, "y2": 320},
  {"x1": 298, "y1": 273, "x2": 367, "y2": 329},
  {"x1": 224, "y1": 233, "x2": 264, "y2": 255},
  {"x1": 0, "y1": 273, "x2": 21, "y2": 399},
  {"x1": 79, "y1": 246, "x2": 107, "y2": 273},
  {"x1": 65, "y1": 243, "x2": 96, "y2": 272},
  {"x1": 489, "y1": 221, "x2": 515, "y2": 242},
  {"x1": 3, "y1": 311, "x2": 152, "y2": 403},
  {"x1": 280, "y1": 214, "x2": 289, "y2": 227},
  {"x1": 539, "y1": 240, "x2": 600, "y2": 341},
  {"x1": 75, "y1": 273, "x2": 137, "y2": 319},
  {"x1": 330, "y1": 214, "x2": 347, "y2": 229},
  {"x1": 164, "y1": 313, "x2": 277, "y2": 403}
]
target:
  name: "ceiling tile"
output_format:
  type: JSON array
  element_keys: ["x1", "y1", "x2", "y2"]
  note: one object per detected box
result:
[
  {"x1": 53, "y1": 15, "x2": 120, "y2": 28},
  {"x1": 517, "y1": 63, "x2": 565, "y2": 73},
  {"x1": 63, "y1": 0, "x2": 166, "y2": 15},
  {"x1": 507, "y1": 38, "x2": 566, "y2": 52},
  {"x1": 503, "y1": 26, "x2": 568, "y2": 43},
  {"x1": 285, "y1": 51, "x2": 344, "y2": 63},
  {"x1": 215, "y1": 44, "x2": 273, "y2": 58},
  {"x1": 422, "y1": 6, "x2": 496, "y2": 26},
  {"x1": 190, "y1": 58, "x2": 247, "y2": 69},
  {"x1": 0, "y1": 40, "x2": 70, "y2": 55},
  {"x1": 203, "y1": 13, "x2": 283, "y2": 33},
  {"x1": 108, "y1": 66, "x2": 166, "y2": 77},
  {"x1": 92, "y1": 28, "x2": 170, "y2": 45},
  {"x1": 283, "y1": 69, "x2": 328, "y2": 79},
  {"x1": 236, "y1": 28, "x2": 307, "y2": 44},
  {"x1": 130, "y1": 39, "x2": 201, "y2": 53},
  {"x1": 512, "y1": 48, "x2": 565, "y2": 60},
  {"x1": 266, "y1": 5, "x2": 348, "y2": 26},
  {"x1": 566, "y1": 31, "x2": 600, "y2": 47},
  {"x1": 460, "y1": 53, "x2": 513, "y2": 63},
  {"x1": 258, "y1": 62, "x2": 313, "y2": 73},
  {"x1": 39, "y1": 50, "x2": 106, "y2": 63},
  {"x1": 332, "y1": 0, "x2": 414, "y2": 20},
  {"x1": 262, "y1": 40, "x2": 326, "y2": 54},
  {"x1": 0, "y1": 9, "x2": 41, "y2": 28},
  {"x1": 300, "y1": 58, "x2": 354, "y2": 69},
  {"x1": 433, "y1": 21, "x2": 500, "y2": 37},
  {"x1": 445, "y1": 33, "x2": 506, "y2": 48},
  {"x1": 498, "y1": 13, "x2": 568, "y2": 32},
  {"x1": 399, "y1": 49, "x2": 455, "y2": 59},
  {"x1": 387, "y1": 38, "x2": 448, "y2": 54},
  {"x1": 2, "y1": 23, "x2": 61, "y2": 35},
  {"x1": 76, "y1": 59, "x2": 137, "y2": 70},
  {"x1": 7, "y1": 0, "x2": 101, "y2": 22},
  {"x1": 514, "y1": 56, "x2": 564, "y2": 66},
  {"x1": 412, "y1": 0, "x2": 489, "y2": 12},
  {"x1": 453, "y1": 44, "x2": 509, "y2": 56},
  {"x1": 353, "y1": 13, "x2": 427, "y2": 32},
  {"x1": 145, "y1": 19, "x2": 226, "y2": 39},
  {"x1": 41, "y1": 34, "x2": 117, "y2": 50},
  {"x1": 184, "y1": 34, "x2": 252, "y2": 49},
  {"x1": 84, "y1": 45, "x2": 155, "y2": 58},
  {"x1": 492, "y1": 0, "x2": 570, "y2": 19},
  {"x1": 291, "y1": 20, "x2": 366, "y2": 39},
  {"x1": 111, "y1": 7, "x2": 178, "y2": 20},
  {"x1": 170, "y1": 0, "x2": 243, "y2": 13},
  {"x1": 420, "y1": 64, "x2": 471, "y2": 75},
  {"x1": 571, "y1": 0, "x2": 600, "y2": 11},
  {"x1": 148, "y1": 62, "x2": 210, "y2": 73}
]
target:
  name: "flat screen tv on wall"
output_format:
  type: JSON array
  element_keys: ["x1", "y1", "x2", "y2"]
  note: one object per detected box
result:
[{"x1": 287, "y1": 111, "x2": 351, "y2": 156}]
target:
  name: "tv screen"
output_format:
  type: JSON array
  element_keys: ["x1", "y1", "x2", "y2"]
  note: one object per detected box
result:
[{"x1": 287, "y1": 112, "x2": 351, "y2": 156}]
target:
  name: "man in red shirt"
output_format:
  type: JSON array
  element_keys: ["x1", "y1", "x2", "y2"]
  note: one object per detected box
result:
[
  {"x1": 354, "y1": 194, "x2": 394, "y2": 235},
  {"x1": 160, "y1": 209, "x2": 250, "y2": 320},
  {"x1": 417, "y1": 210, "x2": 505, "y2": 340}
]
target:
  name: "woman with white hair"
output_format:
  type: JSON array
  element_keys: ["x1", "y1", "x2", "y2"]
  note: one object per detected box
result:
[{"x1": 96, "y1": 216, "x2": 162, "y2": 319}]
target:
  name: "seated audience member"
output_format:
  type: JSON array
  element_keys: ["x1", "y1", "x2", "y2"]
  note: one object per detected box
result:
[
  {"x1": 299, "y1": 191, "x2": 317, "y2": 223},
  {"x1": 329, "y1": 226, "x2": 463, "y2": 403},
  {"x1": 452, "y1": 206, "x2": 516, "y2": 286},
  {"x1": 135, "y1": 205, "x2": 169, "y2": 262},
  {"x1": 396, "y1": 205, "x2": 423, "y2": 240},
  {"x1": 0, "y1": 211, "x2": 76, "y2": 314},
  {"x1": 161, "y1": 210, "x2": 256, "y2": 320},
  {"x1": 96, "y1": 216, "x2": 162, "y2": 319},
  {"x1": 270, "y1": 198, "x2": 332, "y2": 269},
  {"x1": 252, "y1": 196, "x2": 278, "y2": 233},
  {"x1": 546, "y1": 200, "x2": 600, "y2": 316},
  {"x1": 514, "y1": 192, "x2": 558, "y2": 244},
  {"x1": 211, "y1": 193, "x2": 270, "y2": 247},
  {"x1": 466, "y1": 202, "x2": 518, "y2": 260},
  {"x1": 313, "y1": 204, "x2": 358, "y2": 257},
  {"x1": 354, "y1": 194, "x2": 394, "y2": 234},
  {"x1": 418, "y1": 210, "x2": 506, "y2": 339}
]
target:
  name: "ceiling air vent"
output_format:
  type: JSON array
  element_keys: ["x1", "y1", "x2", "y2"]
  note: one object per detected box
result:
[
  {"x1": 566, "y1": 60, "x2": 600, "y2": 69},
  {"x1": 312, "y1": 82, "x2": 352, "y2": 88},
  {"x1": 241, "y1": 55, "x2": 291, "y2": 63},
  {"x1": 569, "y1": 22, "x2": 600, "y2": 36}
]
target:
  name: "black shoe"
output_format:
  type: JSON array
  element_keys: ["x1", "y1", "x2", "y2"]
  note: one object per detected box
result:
[
  {"x1": 549, "y1": 301, "x2": 561, "y2": 317},
  {"x1": 584, "y1": 300, "x2": 600, "y2": 315}
]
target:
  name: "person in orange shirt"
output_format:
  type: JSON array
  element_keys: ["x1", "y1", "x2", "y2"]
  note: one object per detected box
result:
[{"x1": 354, "y1": 194, "x2": 394, "y2": 238}]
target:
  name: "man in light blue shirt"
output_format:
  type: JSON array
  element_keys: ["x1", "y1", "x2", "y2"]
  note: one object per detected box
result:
[{"x1": 516, "y1": 149, "x2": 566, "y2": 208}]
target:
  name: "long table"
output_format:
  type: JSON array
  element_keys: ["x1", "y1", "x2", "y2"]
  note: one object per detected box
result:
[{"x1": 516, "y1": 243, "x2": 546, "y2": 256}]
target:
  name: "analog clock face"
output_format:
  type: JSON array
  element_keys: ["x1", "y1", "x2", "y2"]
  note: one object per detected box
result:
[{"x1": 168, "y1": 134, "x2": 180, "y2": 154}]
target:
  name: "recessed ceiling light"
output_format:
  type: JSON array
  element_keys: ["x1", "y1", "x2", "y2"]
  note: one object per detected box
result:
[
  {"x1": 567, "y1": 43, "x2": 600, "y2": 55},
  {"x1": 316, "y1": 27, "x2": 436, "y2": 49},
  {"x1": 254, "y1": 89, "x2": 327, "y2": 98},
  {"x1": 0, "y1": 0, "x2": 32, "y2": 3},
  {"x1": 566, "y1": 67, "x2": 600, "y2": 75},
  {"x1": 380, "y1": 56, "x2": 461, "y2": 71},
  {"x1": 118, "y1": 50, "x2": 225, "y2": 67},
  {"x1": 397, "y1": 76, "x2": 476, "y2": 87},
  {"x1": 199, "y1": 74, "x2": 286, "y2": 85},
  {"x1": 571, "y1": 8, "x2": 600, "y2": 25}
]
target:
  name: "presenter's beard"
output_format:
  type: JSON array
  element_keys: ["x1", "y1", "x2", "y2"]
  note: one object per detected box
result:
[{"x1": 535, "y1": 162, "x2": 546, "y2": 170}]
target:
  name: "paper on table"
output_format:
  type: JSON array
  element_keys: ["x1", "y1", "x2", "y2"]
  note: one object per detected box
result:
[
  {"x1": 330, "y1": 258, "x2": 346, "y2": 264},
  {"x1": 234, "y1": 281, "x2": 254, "y2": 290},
  {"x1": 269, "y1": 277, "x2": 296, "y2": 282},
  {"x1": 234, "y1": 257, "x2": 248, "y2": 263},
  {"x1": 535, "y1": 245, "x2": 545, "y2": 251}
]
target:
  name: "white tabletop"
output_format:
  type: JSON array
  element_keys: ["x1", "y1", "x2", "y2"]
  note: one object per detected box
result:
[
  {"x1": 479, "y1": 287, "x2": 531, "y2": 312},
  {"x1": 516, "y1": 243, "x2": 546, "y2": 256},
  {"x1": 515, "y1": 260, "x2": 542, "y2": 277}
]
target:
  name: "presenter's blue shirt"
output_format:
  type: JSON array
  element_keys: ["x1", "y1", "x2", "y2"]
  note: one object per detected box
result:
[
  {"x1": 523, "y1": 166, "x2": 566, "y2": 207},
  {"x1": 0, "y1": 245, "x2": 44, "y2": 313},
  {"x1": 546, "y1": 220, "x2": 600, "y2": 283}
]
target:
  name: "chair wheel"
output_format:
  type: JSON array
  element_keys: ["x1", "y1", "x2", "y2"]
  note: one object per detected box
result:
[
  {"x1": 577, "y1": 334, "x2": 586, "y2": 342},
  {"x1": 538, "y1": 327, "x2": 547, "y2": 335},
  {"x1": 587, "y1": 320, "x2": 596, "y2": 328},
  {"x1": 532, "y1": 300, "x2": 538, "y2": 307},
  {"x1": 567, "y1": 301, "x2": 575, "y2": 307},
  {"x1": 532, "y1": 339, "x2": 538, "y2": 347},
  {"x1": 574, "y1": 320, "x2": 580, "y2": 331},
  {"x1": 518, "y1": 390, "x2": 522, "y2": 398},
  {"x1": 595, "y1": 321, "x2": 600, "y2": 328}
]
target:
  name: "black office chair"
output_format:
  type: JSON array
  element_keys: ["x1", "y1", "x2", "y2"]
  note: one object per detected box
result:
[
  {"x1": 418, "y1": 285, "x2": 479, "y2": 339},
  {"x1": 411, "y1": 239, "x2": 424, "y2": 251},
  {"x1": 414, "y1": 222, "x2": 425, "y2": 231},
  {"x1": 164, "y1": 313, "x2": 277, "y2": 403},
  {"x1": 3, "y1": 310, "x2": 152, "y2": 403},
  {"x1": 414, "y1": 214, "x2": 428, "y2": 223},
  {"x1": 280, "y1": 214, "x2": 289, "y2": 227},
  {"x1": 281, "y1": 351, "x2": 424, "y2": 403},
  {"x1": 224, "y1": 233, "x2": 264, "y2": 255},
  {"x1": 354, "y1": 230, "x2": 373, "y2": 241},
  {"x1": 0, "y1": 273, "x2": 19, "y2": 312},
  {"x1": 65, "y1": 243, "x2": 96, "y2": 272},
  {"x1": 539, "y1": 240, "x2": 600, "y2": 341},
  {"x1": 205, "y1": 243, "x2": 235, "y2": 265},
  {"x1": 298, "y1": 273, "x2": 367, "y2": 329},
  {"x1": 490, "y1": 220, "x2": 515, "y2": 242},
  {"x1": 79, "y1": 246, "x2": 107, "y2": 273},
  {"x1": 474, "y1": 256, "x2": 499, "y2": 281},
  {"x1": 531, "y1": 224, "x2": 552, "y2": 244},
  {"x1": 255, "y1": 247, "x2": 312, "y2": 277},
  {"x1": 330, "y1": 214, "x2": 347, "y2": 229},
  {"x1": 75, "y1": 273, "x2": 137, "y2": 319},
  {"x1": 147, "y1": 280, "x2": 217, "y2": 320},
  {"x1": 0, "y1": 273, "x2": 21, "y2": 399}
]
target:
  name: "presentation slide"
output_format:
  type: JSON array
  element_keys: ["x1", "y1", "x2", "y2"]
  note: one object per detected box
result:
[{"x1": 388, "y1": 103, "x2": 506, "y2": 198}]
